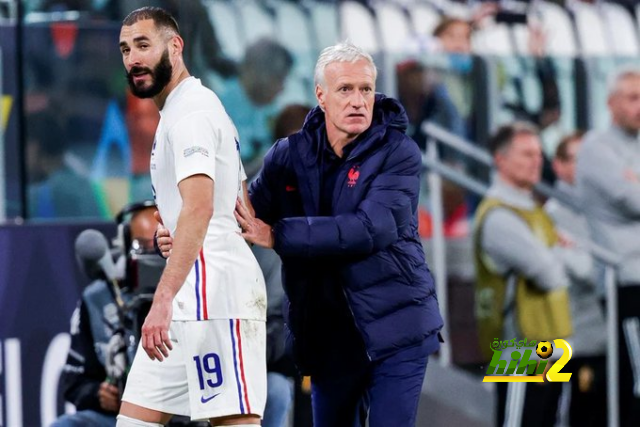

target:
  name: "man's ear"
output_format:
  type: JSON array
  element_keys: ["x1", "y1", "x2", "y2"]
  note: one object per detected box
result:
[
  {"x1": 170, "y1": 35, "x2": 184, "y2": 57},
  {"x1": 316, "y1": 84, "x2": 325, "y2": 111}
]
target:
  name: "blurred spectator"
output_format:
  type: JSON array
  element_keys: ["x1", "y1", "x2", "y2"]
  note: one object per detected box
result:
[
  {"x1": 431, "y1": 17, "x2": 475, "y2": 137},
  {"x1": 218, "y1": 38, "x2": 294, "y2": 177},
  {"x1": 396, "y1": 60, "x2": 467, "y2": 148},
  {"x1": 52, "y1": 204, "x2": 158, "y2": 427},
  {"x1": 125, "y1": 92, "x2": 158, "y2": 202},
  {"x1": 27, "y1": 112, "x2": 103, "y2": 219},
  {"x1": 273, "y1": 104, "x2": 311, "y2": 142},
  {"x1": 545, "y1": 132, "x2": 607, "y2": 426},
  {"x1": 474, "y1": 122, "x2": 580, "y2": 426},
  {"x1": 433, "y1": 17, "x2": 472, "y2": 55},
  {"x1": 576, "y1": 67, "x2": 640, "y2": 426}
]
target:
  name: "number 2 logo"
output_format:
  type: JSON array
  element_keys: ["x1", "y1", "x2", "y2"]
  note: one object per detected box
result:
[
  {"x1": 546, "y1": 339, "x2": 573, "y2": 382},
  {"x1": 193, "y1": 353, "x2": 224, "y2": 390}
]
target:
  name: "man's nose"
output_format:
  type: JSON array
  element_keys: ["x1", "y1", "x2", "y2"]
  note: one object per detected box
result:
[
  {"x1": 126, "y1": 51, "x2": 141, "y2": 68},
  {"x1": 350, "y1": 92, "x2": 365, "y2": 108}
]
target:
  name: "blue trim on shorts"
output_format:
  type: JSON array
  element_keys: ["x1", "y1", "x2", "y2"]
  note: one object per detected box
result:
[
  {"x1": 229, "y1": 319, "x2": 245, "y2": 414},
  {"x1": 194, "y1": 260, "x2": 201, "y2": 320}
]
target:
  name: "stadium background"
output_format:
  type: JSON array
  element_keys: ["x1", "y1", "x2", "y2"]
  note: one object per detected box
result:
[{"x1": 0, "y1": 0, "x2": 637, "y2": 425}]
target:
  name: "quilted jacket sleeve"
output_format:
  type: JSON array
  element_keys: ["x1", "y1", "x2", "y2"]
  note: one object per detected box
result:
[
  {"x1": 273, "y1": 137, "x2": 420, "y2": 257},
  {"x1": 249, "y1": 141, "x2": 282, "y2": 226}
]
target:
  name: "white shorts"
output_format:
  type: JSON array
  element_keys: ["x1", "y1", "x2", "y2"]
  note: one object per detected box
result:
[{"x1": 122, "y1": 319, "x2": 266, "y2": 421}]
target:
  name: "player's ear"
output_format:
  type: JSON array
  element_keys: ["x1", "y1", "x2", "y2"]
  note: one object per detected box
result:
[{"x1": 169, "y1": 34, "x2": 184, "y2": 57}]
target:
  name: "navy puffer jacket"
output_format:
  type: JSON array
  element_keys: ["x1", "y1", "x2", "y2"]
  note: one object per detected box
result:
[{"x1": 249, "y1": 94, "x2": 443, "y2": 373}]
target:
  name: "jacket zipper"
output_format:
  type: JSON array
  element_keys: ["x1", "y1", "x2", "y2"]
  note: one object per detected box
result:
[{"x1": 342, "y1": 287, "x2": 372, "y2": 361}]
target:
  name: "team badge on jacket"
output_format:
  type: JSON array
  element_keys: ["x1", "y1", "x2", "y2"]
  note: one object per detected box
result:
[{"x1": 347, "y1": 166, "x2": 360, "y2": 187}]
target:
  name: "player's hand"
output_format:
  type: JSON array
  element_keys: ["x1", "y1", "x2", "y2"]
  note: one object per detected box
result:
[
  {"x1": 156, "y1": 224, "x2": 173, "y2": 258},
  {"x1": 141, "y1": 299, "x2": 173, "y2": 361},
  {"x1": 98, "y1": 381, "x2": 121, "y2": 412},
  {"x1": 234, "y1": 198, "x2": 274, "y2": 249}
]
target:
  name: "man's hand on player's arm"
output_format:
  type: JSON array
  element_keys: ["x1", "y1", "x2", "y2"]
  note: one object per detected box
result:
[{"x1": 142, "y1": 174, "x2": 214, "y2": 361}]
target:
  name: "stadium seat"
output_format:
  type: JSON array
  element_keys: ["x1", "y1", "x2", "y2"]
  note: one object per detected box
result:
[
  {"x1": 308, "y1": 1, "x2": 340, "y2": 51},
  {"x1": 236, "y1": 0, "x2": 275, "y2": 46},
  {"x1": 407, "y1": 3, "x2": 440, "y2": 39},
  {"x1": 438, "y1": 0, "x2": 471, "y2": 20},
  {"x1": 472, "y1": 21, "x2": 514, "y2": 56},
  {"x1": 533, "y1": 1, "x2": 578, "y2": 57},
  {"x1": 203, "y1": 0, "x2": 244, "y2": 61},
  {"x1": 339, "y1": 1, "x2": 380, "y2": 55},
  {"x1": 372, "y1": 3, "x2": 413, "y2": 53},
  {"x1": 571, "y1": 1, "x2": 608, "y2": 56},
  {"x1": 273, "y1": 2, "x2": 316, "y2": 72},
  {"x1": 600, "y1": 2, "x2": 639, "y2": 57},
  {"x1": 272, "y1": 1, "x2": 316, "y2": 106}
]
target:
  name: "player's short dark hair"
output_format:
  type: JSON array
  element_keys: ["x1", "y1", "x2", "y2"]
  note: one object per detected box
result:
[
  {"x1": 487, "y1": 122, "x2": 538, "y2": 156},
  {"x1": 122, "y1": 7, "x2": 180, "y2": 36},
  {"x1": 555, "y1": 131, "x2": 585, "y2": 161}
]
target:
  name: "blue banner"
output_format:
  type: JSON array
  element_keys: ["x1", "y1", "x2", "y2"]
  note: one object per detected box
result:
[{"x1": 0, "y1": 222, "x2": 115, "y2": 427}]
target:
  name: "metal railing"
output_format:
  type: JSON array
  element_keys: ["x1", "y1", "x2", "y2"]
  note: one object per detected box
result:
[{"x1": 422, "y1": 121, "x2": 621, "y2": 427}]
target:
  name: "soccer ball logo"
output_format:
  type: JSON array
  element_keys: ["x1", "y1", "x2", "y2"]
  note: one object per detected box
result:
[{"x1": 536, "y1": 341, "x2": 553, "y2": 359}]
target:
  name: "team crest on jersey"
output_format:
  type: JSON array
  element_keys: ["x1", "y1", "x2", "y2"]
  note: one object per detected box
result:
[{"x1": 184, "y1": 146, "x2": 209, "y2": 158}]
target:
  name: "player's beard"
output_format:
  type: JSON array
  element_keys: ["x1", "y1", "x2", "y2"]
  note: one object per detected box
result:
[{"x1": 127, "y1": 48, "x2": 173, "y2": 99}]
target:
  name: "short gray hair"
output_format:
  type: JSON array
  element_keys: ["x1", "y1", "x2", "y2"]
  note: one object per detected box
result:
[
  {"x1": 608, "y1": 66, "x2": 640, "y2": 97},
  {"x1": 314, "y1": 41, "x2": 377, "y2": 87}
]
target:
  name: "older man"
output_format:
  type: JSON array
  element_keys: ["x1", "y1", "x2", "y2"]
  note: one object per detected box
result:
[
  {"x1": 234, "y1": 42, "x2": 443, "y2": 427},
  {"x1": 576, "y1": 67, "x2": 640, "y2": 426}
]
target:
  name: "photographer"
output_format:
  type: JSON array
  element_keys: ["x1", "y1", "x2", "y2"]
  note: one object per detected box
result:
[{"x1": 52, "y1": 202, "x2": 159, "y2": 427}]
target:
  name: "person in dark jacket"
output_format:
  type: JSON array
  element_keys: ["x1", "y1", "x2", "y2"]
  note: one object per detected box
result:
[
  {"x1": 234, "y1": 41, "x2": 443, "y2": 427},
  {"x1": 52, "y1": 205, "x2": 158, "y2": 427}
]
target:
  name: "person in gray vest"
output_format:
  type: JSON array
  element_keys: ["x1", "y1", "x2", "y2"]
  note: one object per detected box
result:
[
  {"x1": 576, "y1": 67, "x2": 640, "y2": 426},
  {"x1": 474, "y1": 122, "x2": 588, "y2": 427},
  {"x1": 546, "y1": 132, "x2": 607, "y2": 426}
]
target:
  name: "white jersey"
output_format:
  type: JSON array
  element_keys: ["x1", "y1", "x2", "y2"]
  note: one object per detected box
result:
[{"x1": 150, "y1": 77, "x2": 266, "y2": 322}]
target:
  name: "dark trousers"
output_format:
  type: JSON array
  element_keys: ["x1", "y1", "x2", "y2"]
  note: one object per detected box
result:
[
  {"x1": 618, "y1": 286, "x2": 640, "y2": 426},
  {"x1": 310, "y1": 340, "x2": 431, "y2": 427},
  {"x1": 496, "y1": 381, "x2": 563, "y2": 427},
  {"x1": 565, "y1": 355, "x2": 607, "y2": 426}
]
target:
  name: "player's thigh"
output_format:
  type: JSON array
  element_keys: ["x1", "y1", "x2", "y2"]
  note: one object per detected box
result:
[
  {"x1": 182, "y1": 319, "x2": 267, "y2": 421},
  {"x1": 121, "y1": 322, "x2": 190, "y2": 417}
]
